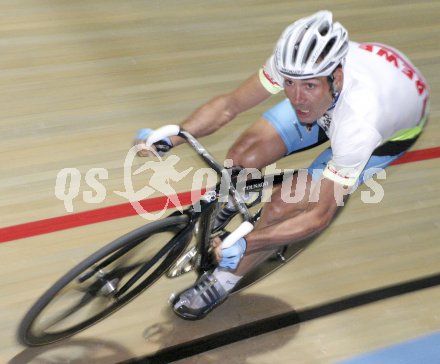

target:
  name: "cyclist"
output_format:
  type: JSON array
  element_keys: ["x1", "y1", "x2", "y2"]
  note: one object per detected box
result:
[{"x1": 135, "y1": 11, "x2": 429, "y2": 320}]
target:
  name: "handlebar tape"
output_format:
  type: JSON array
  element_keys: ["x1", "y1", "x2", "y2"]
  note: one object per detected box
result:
[{"x1": 221, "y1": 221, "x2": 254, "y2": 249}]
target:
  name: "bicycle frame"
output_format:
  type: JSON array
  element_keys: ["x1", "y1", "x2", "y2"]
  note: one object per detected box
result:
[
  {"x1": 88, "y1": 125, "x2": 294, "y2": 294},
  {"x1": 149, "y1": 125, "x2": 294, "y2": 280},
  {"x1": 87, "y1": 127, "x2": 293, "y2": 299}
]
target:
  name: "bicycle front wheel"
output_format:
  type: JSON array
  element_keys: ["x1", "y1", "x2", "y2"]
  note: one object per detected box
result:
[{"x1": 18, "y1": 214, "x2": 191, "y2": 346}]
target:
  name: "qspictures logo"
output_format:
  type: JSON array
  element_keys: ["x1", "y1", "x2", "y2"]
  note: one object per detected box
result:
[
  {"x1": 54, "y1": 145, "x2": 387, "y2": 220},
  {"x1": 54, "y1": 145, "x2": 192, "y2": 220},
  {"x1": 114, "y1": 145, "x2": 193, "y2": 219}
]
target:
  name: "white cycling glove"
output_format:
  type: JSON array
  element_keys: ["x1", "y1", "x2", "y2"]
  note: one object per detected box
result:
[{"x1": 135, "y1": 128, "x2": 173, "y2": 156}]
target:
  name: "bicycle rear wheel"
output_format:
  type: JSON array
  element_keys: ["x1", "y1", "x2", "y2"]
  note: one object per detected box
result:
[{"x1": 18, "y1": 214, "x2": 191, "y2": 346}]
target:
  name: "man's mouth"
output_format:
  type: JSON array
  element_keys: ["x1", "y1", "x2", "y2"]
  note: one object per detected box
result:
[{"x1": 296, "y1": 108, "x2": 310, "y2": 118}]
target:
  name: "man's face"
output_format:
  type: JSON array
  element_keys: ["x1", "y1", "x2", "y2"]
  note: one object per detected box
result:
[{"x1": 283, "y1": 76, "x2": 333, "y2": 124}]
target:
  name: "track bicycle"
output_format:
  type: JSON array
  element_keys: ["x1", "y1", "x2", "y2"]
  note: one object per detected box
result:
[{"x1": 18, "y1": 125, "x2": 309, "y2": 346}]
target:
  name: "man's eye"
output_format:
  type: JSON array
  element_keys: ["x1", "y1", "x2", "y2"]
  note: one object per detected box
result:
[
  {"x1": 285, "y1": 79, "x2": 294, "y2": 86},
  {"x1": 307, "y1": 83, "x2": 316, "y2": 89}
]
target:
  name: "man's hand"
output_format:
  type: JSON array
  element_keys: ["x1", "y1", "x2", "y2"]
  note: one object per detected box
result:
[
  {"x1": 133, "y1": 128, "x2": 173, "y2": 157},
  {"x1": 212, "y1": 236, "x2": 247, "y2": 270}
]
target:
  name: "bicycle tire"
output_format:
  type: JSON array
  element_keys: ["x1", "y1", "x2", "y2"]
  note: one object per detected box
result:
[{"x1": 18, "y1": 214, "x2": 191, "y2": 346}]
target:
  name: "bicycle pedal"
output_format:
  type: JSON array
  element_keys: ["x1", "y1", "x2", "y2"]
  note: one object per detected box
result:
[
  {"x1": 276, "y1": 246, "x2": 288, "y2": 262},
  {"x1": 276, "y1": 251, "x2": 287, "y2": 262}
]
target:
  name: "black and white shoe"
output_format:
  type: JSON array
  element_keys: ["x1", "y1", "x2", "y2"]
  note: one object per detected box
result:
[{"x1": 170, "y1": 272, "x2": 229, "y2": 320}]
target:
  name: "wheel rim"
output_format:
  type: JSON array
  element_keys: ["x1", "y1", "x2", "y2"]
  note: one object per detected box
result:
[{"x1": 23, "y1": 218, "x2": 190, "y2": 345}]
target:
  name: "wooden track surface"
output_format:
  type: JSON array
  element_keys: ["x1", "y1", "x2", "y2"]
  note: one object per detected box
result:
[{"x1": 1, "y1": 1, "x2": 439, "y2": 363}]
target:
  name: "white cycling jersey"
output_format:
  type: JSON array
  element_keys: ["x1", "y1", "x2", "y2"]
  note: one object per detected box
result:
[{"x1": 259, "y1": 41, "x2": 430, "y2": 186}]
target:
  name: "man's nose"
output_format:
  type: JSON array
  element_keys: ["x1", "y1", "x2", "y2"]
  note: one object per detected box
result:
[{"x1": 289, "y1": 85, "x2": 304, "y2": 104}]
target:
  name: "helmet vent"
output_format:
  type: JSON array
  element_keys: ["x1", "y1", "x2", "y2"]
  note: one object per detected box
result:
[
  {"x1": 304, "y1": 37, "x2": 317, "y2": 63},
  {"x1": 292, "y1": 43, "x2": 300, "y2": 63},
  {"x1": 318, "y1": 23, "x2": 330, "y2": 36},
  {"x1": 291, "y1": 27, "x2": 308, "y2": 63},
  {"x1": 320, "y1": 37, "x2": 336, "y2": 60}
]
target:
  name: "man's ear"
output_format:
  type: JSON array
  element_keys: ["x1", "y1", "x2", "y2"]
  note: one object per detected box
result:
[{"x1": 333, "y1": 67, "x2": 344, "y2": 92}]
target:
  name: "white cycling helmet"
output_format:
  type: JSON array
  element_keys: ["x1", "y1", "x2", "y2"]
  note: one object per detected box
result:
[{"x1": 275, "y1": 10, "x2": 349, "y2": 79}]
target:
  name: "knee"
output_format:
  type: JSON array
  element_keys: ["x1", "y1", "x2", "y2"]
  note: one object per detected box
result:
[
  {"x1": 226, "y1": 135, "x2": 262, "y2": 168},
  {"x1": 227, "y1": 149, "x2": 261, "y2": 169}
]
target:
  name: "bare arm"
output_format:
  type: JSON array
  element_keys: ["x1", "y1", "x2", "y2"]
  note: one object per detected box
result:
[
  {"x1": 170, "y1": 72, "x2": 272, "y2": 147},
  {"x1": 245, "y1": 178, "x2": 345, "y2": 253}
]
